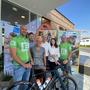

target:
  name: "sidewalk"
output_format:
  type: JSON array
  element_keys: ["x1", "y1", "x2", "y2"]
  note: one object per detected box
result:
[
  {"x1": 72, "y1": 50, "x2": 90, "y2": 90},
  {"x1": 73, "y1": 73, "x2": 90, "y2": 90},
  {"x1": 79, "y1": 51, "x2": 90, "y2": 76}
]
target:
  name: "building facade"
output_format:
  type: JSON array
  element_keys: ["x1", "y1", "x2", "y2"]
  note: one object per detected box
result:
[
  {"x1": 48, "y1": 9, "x2": 74, "y2": 30},
  {"x1": 0, "y1": 0, "x2": 74, "y2": 54},
  {"x1": 39, "y1": 9, "x2": 74, "y2": 31}
]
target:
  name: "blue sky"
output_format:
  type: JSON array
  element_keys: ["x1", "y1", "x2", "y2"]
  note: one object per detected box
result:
[{"x1": 57, "y1": 0, "x2": 90, "y2": 36}]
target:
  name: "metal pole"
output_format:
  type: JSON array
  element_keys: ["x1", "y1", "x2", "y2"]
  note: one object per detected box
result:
[{"x1": 0, "y1": 0, "x2": 2, "y2": 54}]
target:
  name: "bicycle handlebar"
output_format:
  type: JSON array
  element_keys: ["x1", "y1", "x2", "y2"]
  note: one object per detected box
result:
[{"x1": 31, "y1": 64, "x2": 65, "y2": 77}]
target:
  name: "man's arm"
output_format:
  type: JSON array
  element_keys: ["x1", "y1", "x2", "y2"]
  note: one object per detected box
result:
[
  {"x1": 10, "y1": 48, "x2": 32, "y2": 68},
  {"x1": 68, "y1": 51, "x2": 72, "y2": 60},
  {"x1": 10, "y1": 48, "x2": 24, "y2": 66}
]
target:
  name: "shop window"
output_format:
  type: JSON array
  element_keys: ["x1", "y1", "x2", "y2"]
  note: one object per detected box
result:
[
  {"x1": 30, "y1": 12, "x2": 37, "y2": 22},
  {"x1": 1, "y1": 0, "x2": 29, "y2": 25}
]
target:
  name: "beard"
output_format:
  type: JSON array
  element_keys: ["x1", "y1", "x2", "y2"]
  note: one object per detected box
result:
[{"x1": 20, "y1": 32, "x2": 27, "y2": 37}]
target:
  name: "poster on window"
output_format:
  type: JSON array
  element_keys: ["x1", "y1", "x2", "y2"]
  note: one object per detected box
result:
[{"x1": 58, "y1": 30, "x2": 80, "y2": 73}]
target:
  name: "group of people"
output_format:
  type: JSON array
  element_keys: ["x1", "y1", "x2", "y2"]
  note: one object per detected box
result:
[{"x1": 9, "y1": 25, "x2": 72, "y2": 90}]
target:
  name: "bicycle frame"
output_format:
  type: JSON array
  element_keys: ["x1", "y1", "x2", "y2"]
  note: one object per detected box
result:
[
  {"x1": 7, "y1": 65, "x2": 69, "y2": 90},
  {"x1": 45, "y1": 68, "x2": 66, "y2": 90},
  {"x1": 30, "y1": 65, "x2": 67, "y2": 90}
]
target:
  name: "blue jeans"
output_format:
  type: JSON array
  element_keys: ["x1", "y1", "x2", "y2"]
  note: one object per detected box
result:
[{"x1": 13, "y1": 65, "x2": 31, "y2": 90}]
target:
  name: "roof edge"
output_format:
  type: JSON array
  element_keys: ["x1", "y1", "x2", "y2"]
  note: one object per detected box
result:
[{"x1": 55, "y1": 9, "x2": 75, "y2": 25}]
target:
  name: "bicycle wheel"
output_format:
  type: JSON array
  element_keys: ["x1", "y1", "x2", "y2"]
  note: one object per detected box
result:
[
  {"x1": 63, "y1": 76, "x2": 78, "y2": 90},
  {"x1": 47, "y1": 76, "x2": 78, "y2": 90},
  {"x1": 7, "y1": 81, "x2": 34, "y2": 90},
  {"x1": 47, "y1": 78, "x2": 65, "y2": 90}
]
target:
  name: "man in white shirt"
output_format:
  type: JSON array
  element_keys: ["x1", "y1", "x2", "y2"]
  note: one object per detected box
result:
[{"x1": 41, "y1": 35, "x2": 51, "y2": 69}]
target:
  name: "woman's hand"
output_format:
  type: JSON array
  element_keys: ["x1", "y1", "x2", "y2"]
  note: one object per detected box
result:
[{"x1": 55, "y1": 61, "x2": 60, "y2": 65}]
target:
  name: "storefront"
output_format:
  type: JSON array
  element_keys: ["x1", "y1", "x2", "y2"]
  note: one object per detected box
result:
[{"x1": 0, "y1": 0, "x2": 74, "y2": 70}]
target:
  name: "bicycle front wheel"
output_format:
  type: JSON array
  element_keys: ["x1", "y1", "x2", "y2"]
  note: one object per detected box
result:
[
  {"x1": 63, "y1": 76, "x2": 78, "y2": 90},
  {"x1": 47, "y1": 76, "x2": 78, "y2": 90},
  {"x1": 47, "y1": 77, "x2": 65, "y2": 90}
]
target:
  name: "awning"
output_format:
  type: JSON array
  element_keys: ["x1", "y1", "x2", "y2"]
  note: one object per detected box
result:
[{"x1": 8, "y1": 0, "x2": 68, "y2": 17}]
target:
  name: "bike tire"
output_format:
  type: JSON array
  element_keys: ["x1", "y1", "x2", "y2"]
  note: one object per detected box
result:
[
  {"x1": 63, "y1": 76, "x2": 78, "y2": 90},
  {"x1": 47, "y1": 76, "x2": 78, "y2": 90}
]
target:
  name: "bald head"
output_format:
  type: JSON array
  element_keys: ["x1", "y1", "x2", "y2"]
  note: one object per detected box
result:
[{"x1": 20, "y1": 25, "x2": 27, "y2": 36}]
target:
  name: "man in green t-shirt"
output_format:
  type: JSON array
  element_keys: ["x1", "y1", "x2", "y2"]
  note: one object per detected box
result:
[
  {"x1": 59, "y1": 35, "x2": 72, "y2": 72},
  {"x1": 10, "y1": 25, "x2": 33, "y2": 90}
]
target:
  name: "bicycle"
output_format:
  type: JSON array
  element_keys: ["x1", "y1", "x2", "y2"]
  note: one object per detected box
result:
[{"x1": 7, "y1": 64, "x2": 78, "y2": 90}]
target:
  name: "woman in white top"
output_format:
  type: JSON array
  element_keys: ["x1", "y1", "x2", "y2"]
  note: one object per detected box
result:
[{"x1": 48, "y1": 38, "x2": 60, "y2": 70}]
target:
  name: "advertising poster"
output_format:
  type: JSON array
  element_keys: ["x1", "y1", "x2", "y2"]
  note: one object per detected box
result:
[{"x1": 58, "y1": 30, "x2": 80, "y2": 73}]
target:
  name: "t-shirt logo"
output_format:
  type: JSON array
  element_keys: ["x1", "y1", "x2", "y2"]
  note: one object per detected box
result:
[
  {"x1": 21, "y1": 42, "x2": 29, "y2": 51},
  {"x1": 10, "y1": 40, "x2": 16, "y2": 47},
  {"x1": 61, "y1": 48, "x2": 67, "y2": 55}
]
